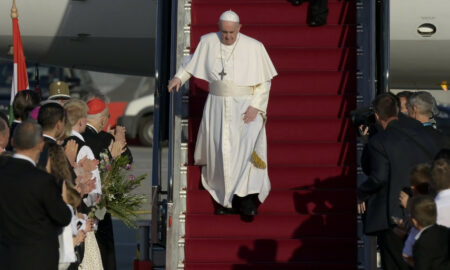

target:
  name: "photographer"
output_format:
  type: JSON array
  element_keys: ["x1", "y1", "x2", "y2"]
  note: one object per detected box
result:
[
  {"x1": 357, "y1": 93, "x2": 440, "y2": 270},
  {"x1": 355, "y1": 93, "x2": 423, "y2": 175}
]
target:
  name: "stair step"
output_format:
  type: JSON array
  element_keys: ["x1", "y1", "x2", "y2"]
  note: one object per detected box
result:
[
  {"x1": 268, "y1": 141, "x2": 356, "y2": 165},
  {"x1": 189, "y1": 71, "x2": 356, "y2": 96},
  {"x1": 272, "y1": 71, "x2": 356, "y2": 95},
  {"x1": 188, "y1": 117, "x2": 355, "y2": 143},
  {"x1": 189, "y1": 94, "x2": 356, "y2": 118},
  {"x1": 188, "y1": 141, "x2": 356, "y2": 166},
  {"x1": 191, "y1": 1, "x2": 356, "y2": 26},
  {"x1": 184, "y1": 237, "x2": 357, "y2": 263},
  {"x1": 185, "y1": 0, "x2": 358, "y2": 266},
  {"x1": 191, "y1": 25, "x2": 356, "y2": 48},
  {"x1": 269, "y1": 94, "x2": 356, "y2": 117},
  {"x1": 186, "y1": 213, "x2": 356, "y2": 238},
  {"x1": 185, "y1": 262, "x2": 357, "y2": 270},
  {"x1": 187, "y1": 165, "x2": 356, "y2": 191},
  {"x1": 268, "y1": 47, "x2": 356, "y2": 71},
  {"x1": 187, "y1": 189, "x2": 356, "y2": 215}
]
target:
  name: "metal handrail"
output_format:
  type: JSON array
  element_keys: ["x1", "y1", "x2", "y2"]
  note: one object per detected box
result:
[
  {"x1": 356, "y1": 0, "x2": 390, "y2": 269},
  {"x1": 150, "y1": 0, "x2": 174, "y2": 265},
  {"x1": 149, "y1": 0, "x2": 165, "y2": 263},
  {"x1": 376, "y1": 0, "x2": 390, "y2": 95},
  {"x1": 167, "y1": 0, "x2": 178, "y2": 204}
]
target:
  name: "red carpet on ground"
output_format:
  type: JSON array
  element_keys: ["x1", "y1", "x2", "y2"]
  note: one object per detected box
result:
[{"x1": 186, "y1": 0, "x2": 357, "y2": 269}]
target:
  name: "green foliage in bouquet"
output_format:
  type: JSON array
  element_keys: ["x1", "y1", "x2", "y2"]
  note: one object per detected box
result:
[{"x1": 91, "y1": 152, "x2": 147, "y2": 228}]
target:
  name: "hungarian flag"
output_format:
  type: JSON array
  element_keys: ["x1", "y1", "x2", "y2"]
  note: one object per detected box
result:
[{"x1": 10, "y1": 6, "x2": 29, "y2": 122}]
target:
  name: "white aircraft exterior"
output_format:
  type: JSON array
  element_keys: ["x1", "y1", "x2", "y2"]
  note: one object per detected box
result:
[
  {"x1": 390, "y1": 0, "x2": 450, "y2": 90},
  {"x1": 0, "y1": 0, "x2": 157, "y2": 76}
]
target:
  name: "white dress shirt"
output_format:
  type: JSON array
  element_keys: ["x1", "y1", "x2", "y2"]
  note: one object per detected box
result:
[
  {"x1": 435, "y1": 189, "x2": 450, "y2": 227},
  {"x1": 414, "y1": 225, "x2": 433, "y2": 241},
  {"x1": 86, "y1": 123, "x2": 98, "y2": 133},
  {"x1": 13, "y1": 153, "x2": 36, "y2": 167},
  {"x1": 71, "y1": 130, "x2": 102, "y2": 206},
  {"x1": 43, "y1": 134, "x2": 57, "y2": 142}
]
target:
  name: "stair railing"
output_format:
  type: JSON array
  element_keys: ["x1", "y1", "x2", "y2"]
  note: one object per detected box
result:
[
  {"x1": 150, "y1": 0, "x2": 173, "y2": 267},
  {"x1": 356, "y1": 0, "x2": 390, "y2": 269},
  {"x1": 376, "y1": 0, "x2": 390, "y2": 95},
  {"x1": 164, "y1": 0, "x2": 191, "y2": 269}
]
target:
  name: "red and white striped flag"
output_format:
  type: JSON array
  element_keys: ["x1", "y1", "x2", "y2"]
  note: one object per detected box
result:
[{"x1": 9, "y1": 0, "x2": 29, "y2": 122}]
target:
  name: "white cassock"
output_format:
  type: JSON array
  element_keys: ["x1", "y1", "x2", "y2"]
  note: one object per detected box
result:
[{"x1": 175, "y1": 32, "x2": 277, "y2": 208}]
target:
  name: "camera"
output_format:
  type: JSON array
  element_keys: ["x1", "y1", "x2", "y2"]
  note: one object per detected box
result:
[
  {"x1": 350, "y1": 107, "x2": 377, "y2": 137},
  {"x1": 350, "y1": 106, "x2": 375, "y2": 128}
]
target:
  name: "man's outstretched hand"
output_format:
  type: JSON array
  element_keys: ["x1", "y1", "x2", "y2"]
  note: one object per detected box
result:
[
  {"x1": 168, "y1": 77, "x2": 181, "y2": 92},
  {"x1": 244, "y1": 106, "x2": 259, "y2": 123}
]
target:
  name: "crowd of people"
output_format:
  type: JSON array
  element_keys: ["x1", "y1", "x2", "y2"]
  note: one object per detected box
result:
[
  {"x1": 358, "y1": 91, "x2": 450, "y2": 270},
  {"x1": 0, "y1": 81, "x2": 131, "y2": 270}
]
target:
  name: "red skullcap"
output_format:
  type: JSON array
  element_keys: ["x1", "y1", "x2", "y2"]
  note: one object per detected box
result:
[{"x1": 87, "y1": 98, "x2": 106, "y2": 115}]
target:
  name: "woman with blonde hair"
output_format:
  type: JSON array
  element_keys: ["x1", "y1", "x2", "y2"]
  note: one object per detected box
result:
[{"x1": 45, "y1": 143, "x2": 102, "y2": 270}]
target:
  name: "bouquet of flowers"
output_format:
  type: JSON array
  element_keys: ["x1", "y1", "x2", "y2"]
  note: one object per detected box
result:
[{"x1": 90, "y1": 152, "x2": 147, "y2": 227}]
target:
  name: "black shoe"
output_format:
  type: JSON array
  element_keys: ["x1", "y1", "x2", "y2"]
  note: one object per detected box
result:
[
  {"x1": 240, "y1": 207, "x2": 258, "y2": 216},
  {"x1": 291, "y1": 0, "x2": 305, "y2": 6},
  {"x1": 215, "y1": 206, "x2": 236, "y2": 215},
  {"x1": 239, "y1": 195, "x2": 258, "y2": 216},
  {"x1": 308, "y1": 19, "x2": 326, "y2": 27}
]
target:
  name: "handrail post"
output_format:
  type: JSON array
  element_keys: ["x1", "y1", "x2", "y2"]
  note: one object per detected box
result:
[
  {"x1": 356, "y1": 0, "x2": 378, "y2": 269},
  {"x1": 165, "y1": 0, "x2": 190, "y2": 269},
  {"x1": 150, "y1": 0, "x2": 173, "y2": 267},
  {"x1": 376, "y1": 0, "x2": 390, "y2": 94}
]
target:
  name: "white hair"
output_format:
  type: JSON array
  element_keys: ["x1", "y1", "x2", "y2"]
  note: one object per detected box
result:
[
  {"x1": 408, "y1": 91, "x2": 439, "y2": 117},
  {"x1": 87, "y1": 106, "x2": 109, "y2": 120}
]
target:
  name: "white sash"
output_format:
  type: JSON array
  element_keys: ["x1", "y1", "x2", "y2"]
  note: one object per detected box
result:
[{"x1": 209, "y1": 80, "x2": 253, "y2": 97}]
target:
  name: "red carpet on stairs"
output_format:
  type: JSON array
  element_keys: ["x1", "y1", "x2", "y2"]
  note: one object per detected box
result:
[{"x1": 185, "y1": 0, "x2": 357, "y2": 269}]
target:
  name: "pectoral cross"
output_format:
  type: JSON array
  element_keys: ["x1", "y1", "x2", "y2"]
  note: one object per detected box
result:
[{"x1": 219, "y1": 68, "x2": 227, "y2": 80}]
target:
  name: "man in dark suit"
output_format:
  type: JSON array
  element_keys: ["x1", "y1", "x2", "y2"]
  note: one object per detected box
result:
[
  {"x1": 37, "y1": 102, "x2": 66, "y2": 169},
  {"x1": 82, "y1": 98, "x2": 128, "y2": 270},
  {"x1": 0, "y1": 120, "x2": 72, "y2": 270},
  {"x1": 411, "y1": 195, "x2": 450, "y2": 270},
  {"x1": 357, "y1": 94, "x2": 440, "y2": 270}
]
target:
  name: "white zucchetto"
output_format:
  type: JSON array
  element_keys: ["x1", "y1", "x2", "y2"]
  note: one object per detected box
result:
[{"x1": 219, "y1": 10, "x2": 240, "y2": 23}]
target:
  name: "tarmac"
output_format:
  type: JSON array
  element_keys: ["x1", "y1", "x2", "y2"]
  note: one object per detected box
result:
[{"x1": 113, "y1": 145, "x2": 168, "y2": 270}]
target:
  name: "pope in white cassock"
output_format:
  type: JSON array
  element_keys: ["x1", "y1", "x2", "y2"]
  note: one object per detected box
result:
[{"x1": 168, "y1": 10, "x2": 277, "y2": 215}]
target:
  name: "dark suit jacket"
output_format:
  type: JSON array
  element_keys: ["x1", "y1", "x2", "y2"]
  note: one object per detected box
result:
[
  {"x1": 82, "y1": 125, "x2": 108, "y2": 160},
  {"x1": 358, "y1": 119, "x2": 440, "y2": 234},
  {"x1": 0, "y1": 156, "x2": 71, "y2": 270},
  {"x1": 424, "y1": 125, "x2": 450, "y2": 150},
  {"x1": 5, "y1": 121, "x2": 19, "y2": 151},
  {"x1": 37, "y1": 136, "x2": 58, "y2": 170},
  {"x1": 82, "y1": 125, "x2": 133, "y2": 164},
  {"x1": 413, "y1": 225, "x2": 450, "y2": 270},
  {"x1": 81, "y1": 125, "x2": 118, "y2": 270},
  {"x1": 361, "y1": 114, "x2": 422, "y2": 176},
  {"x1": 99, "y1": 131, "x2": 133, "y2": 164}
]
